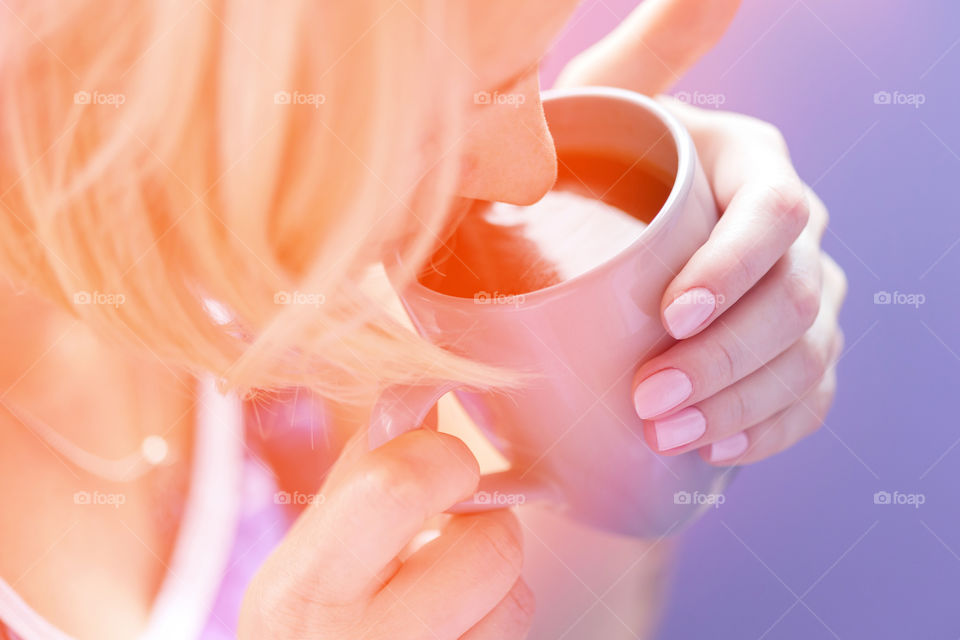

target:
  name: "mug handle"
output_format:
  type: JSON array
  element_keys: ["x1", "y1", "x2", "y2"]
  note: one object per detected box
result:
[{"x1": 369, "y1": 384, "x2": 562, "y2": 512}]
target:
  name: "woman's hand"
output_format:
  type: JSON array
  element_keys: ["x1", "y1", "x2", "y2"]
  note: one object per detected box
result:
[
  {"x1": 239, "y1": 429, "x2": 533, "y2": 639},
  {"x1": 556, "y1": 0, "x2": 847, "y2": 465},
  {"x1": 632, "y1": 103, "x2": 847, "y2": 465}
]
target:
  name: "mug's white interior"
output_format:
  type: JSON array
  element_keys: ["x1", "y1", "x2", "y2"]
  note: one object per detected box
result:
[{"x1": 410, "y1": 88, "x2": 687, "y2": 302}]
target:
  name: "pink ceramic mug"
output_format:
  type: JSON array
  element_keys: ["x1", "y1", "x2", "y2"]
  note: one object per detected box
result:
[{"x1": 371, "y1": 87, "x2": 732, "y2": 537}]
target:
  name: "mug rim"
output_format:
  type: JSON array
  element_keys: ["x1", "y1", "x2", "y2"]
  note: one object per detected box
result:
[{"x1": 388, "y1": 86, "x2": 697, "y2": 308}]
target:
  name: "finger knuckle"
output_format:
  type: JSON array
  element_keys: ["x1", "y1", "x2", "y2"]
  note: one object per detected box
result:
[
  {"x1": 357, "y1": 461, "x2": 429, "y2": 521},
  {"x1": 752, "y1": 118, "x2": 790, "y2": 152},
  {"x1": 797, "y1": 339, "x2": 830, "y2": 389},
  {"x1": 819, "y1": 392, "x2": 836, "y2": 422},
  {"x1": 773, "y1": 421, "x2": 799, "y2": 456},
  {"x1": 240, "y1": 570, "x2": 312, "y2": 638},
  {"x1": 723, "y1": 247, "x2": 760, "y2": 297},
  {"x1": 241, "y1": 575, "x2": 279, "y2": 629},
  {"x1": 792, "y1": 406, "x2": 827, "y2": 448},
  {"x1": 473, "y1": 516, "x2": 524, "y2": 579},
  {"x1": 503, "y1": 581, "x2": 537, "y2": 629},
  {"x1": 808, "y1": 186, "x2": 830, "y2": 228},
  {"x1": 812, "y1": 379, "x2": 837, "y2": 418},
  {"x1": 728, "y1": 113, "x2": 782, "y2": 145},
  {"x1": 709, "y1": 337, "x2": 739, "y2": 383},
  {"x1": 837, "y1": 268, "x2": 848, "y2": 302},
  {"x1": 779, "y1": 386, "x2": 835, "y2": 455},
  {"x1": 833, "y1": 329, "x2": 846, "y2": 359},
  {"x1": 720, "y1": 386, "x2": 748, "y2": 431},
  {"x1": 763, "y1": 413, "x2": 798, "y2": 458},
  {"x1": 362, "y1": 432, "x2": 480, "y2": 513},
  {"x1": 784, "y1": 271, "x2": 821, "y2": 329},
  {"x1": 762, "y1": 176, "x2": 810, "y2": 233},
  {"x1": 823, "y1": 254, "x2": 848, "y2": 301},
  {"x1": 424, "y1": 431, "x2": 482, "y2": 488}
]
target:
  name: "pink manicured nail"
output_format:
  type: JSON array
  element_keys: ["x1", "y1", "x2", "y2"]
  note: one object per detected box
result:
[
  {"x1": 633, "y1": 368, "x2": 693, "y2": 419},
  {"x1": 709, "y1": 432, "x2": 749, "y2": 462},
  {"x1": 652, "y1": 407, "x2": 706, "y2": 451},
  {"x1": 663, "y1": 288, "x2": 716, "y2": 339}
]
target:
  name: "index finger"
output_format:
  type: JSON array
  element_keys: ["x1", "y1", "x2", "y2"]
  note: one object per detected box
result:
[
  {"x1": 656, "y1": 100, "x2": 813, "y2": 339},
  {"x1": 271, "y1": 428, "x2": 481, "y2": 604}
]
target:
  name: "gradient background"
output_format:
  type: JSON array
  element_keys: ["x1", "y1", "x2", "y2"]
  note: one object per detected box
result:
[{"x1": 541, "y1": 1, "x2": 960, "y2": 638}]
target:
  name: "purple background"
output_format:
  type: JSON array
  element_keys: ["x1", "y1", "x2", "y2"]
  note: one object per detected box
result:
[{"x1": 543, "y1": 1, "x2": 960, "y2": 638}]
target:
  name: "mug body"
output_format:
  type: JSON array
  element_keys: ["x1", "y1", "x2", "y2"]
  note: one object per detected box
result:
[{"x1": 393, "y1": 87, "x2": 731, "y2": 537}]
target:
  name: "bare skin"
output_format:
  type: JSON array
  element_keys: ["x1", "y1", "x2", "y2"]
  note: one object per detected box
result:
[
  {"x1": 0, "y1": 281, "x2": 669, "y2": 640},
  {"x1": 0, "y1": 285, "x2": 195, "y2": 640},
  {"x1": 0, "y1": 0, "x2": 846, "y2": 638}
]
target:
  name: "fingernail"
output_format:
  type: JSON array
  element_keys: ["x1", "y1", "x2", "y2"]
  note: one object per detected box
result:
[
  {"x1": 709, "y1": 432, "x2": 749, "y2": 462},
  {"x1": 663, "y1": 288, "x2": 717, "y2": 339},
  {"x1": 652, "y1": 407, "x2": 706, "y2": 451},
  {"x1": 633, "y1": 368, "x2": 693, "y2": 419}
]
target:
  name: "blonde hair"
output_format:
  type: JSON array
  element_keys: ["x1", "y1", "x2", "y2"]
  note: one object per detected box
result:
[{"x1": 0, "y1": 0, "x2": 510, "y2": 404}]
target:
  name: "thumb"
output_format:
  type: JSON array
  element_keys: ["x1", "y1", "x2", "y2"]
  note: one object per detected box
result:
[
  {"x1": 324, "y1": 399, "x2": 440, "y2": 485},
  {"x1": 555, "y1": 0, "x2": 741, "y2": 95}
]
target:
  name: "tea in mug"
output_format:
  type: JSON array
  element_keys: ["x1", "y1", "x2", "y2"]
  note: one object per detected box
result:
[{"x1": 419, "y1": 149, "x2": 674, "y2": 298}]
